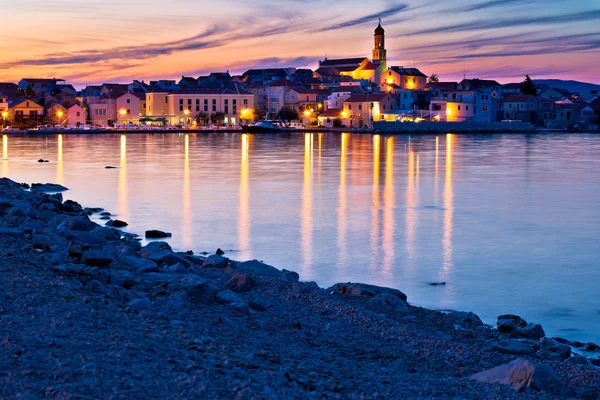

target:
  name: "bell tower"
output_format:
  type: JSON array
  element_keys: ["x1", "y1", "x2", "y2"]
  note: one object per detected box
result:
[{"x1": 372, "y1": 19, "x2": 387, "y2": 71}]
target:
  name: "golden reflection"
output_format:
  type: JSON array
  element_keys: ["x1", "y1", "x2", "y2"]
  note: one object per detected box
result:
[
  {"x1": 406, "y1": 146, "x2": 416, "y2": 262},
  {"x1": 435, "y1": 136, "x2": 439, "y2": 204},
  {"x1": 442, "y1": 134, "x2": 454, "y2": 276},
  {"x1": 1, "y1": 135, "x2": 7, "y2": 177},
  {"x1": 370, "y1": 135, "x2": 381, "y2": 272},
  {"x1": 337, "y1": 133, "x2": 349, "y2": 269},
  {"x1": 182, "y1": 134, "x2": 192, "y2": 248},
  {"x1": 382, "y1": 137, "x2": 395, "y2": 276},
  {"x1": 56, "y1": 134, "x2": 64, "y2": 185},
  {"x1": 118, "y1": 134, "x2": 128, "y2": 222},
  {"x1": 239, "y1": 134, "x2": 250, "y2": 254},
  {"x1": 302, "y1": 133, "x2": 314, "y2": 273}
]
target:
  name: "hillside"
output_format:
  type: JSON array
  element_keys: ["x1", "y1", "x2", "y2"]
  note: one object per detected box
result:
[{"x1": 534, "y1": 79, "x2": 600, "y2": 93}]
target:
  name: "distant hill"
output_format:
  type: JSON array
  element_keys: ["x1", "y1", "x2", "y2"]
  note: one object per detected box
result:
[{"x1": 534, "y1": 79, "x2": 600, "y2": 93}]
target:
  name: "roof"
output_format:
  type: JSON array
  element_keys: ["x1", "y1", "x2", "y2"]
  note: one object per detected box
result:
[
  {"x1": 131, "y1": 89, "x2": 147, "y2": 100},
  {"x1": 291, "y1": 88, "x2": 331, "y2": 95},
  {"x1": 318, "y1": 108, "x2": 343, "y2": 118},
  {"x1": 102, "y1": 83, "x2": 129, "y2": 93},
  {"x1": 267, "y1": 80, "x2": 301, "y2": 88},
  {"x1": 375, "y1": 21, "x2": 385, "y2": 35},
  {"x1": 390, "y1": 66, "x2": 427, "y2": 77},
  {"x1": 503, "y1": 95, "x2": 537, "y2": 102},
  {"x1": 168, "y1": 86, "x2": 251, "y2": 96},
  {"x1": 302, "y1": 78, "x2": 322, "y2": 85},
  {"x1": 425, "y1": 82, "x2": 458, "y2": 90},
  {"x1": 320, "y1": 58, "x2": 368, "y2": 67},
  {"x1": 460, "y1": 79, "x2": 501, "y2": 88},
  {"x1": 361, "y1": 62, "x2": 379, "y2": 71},
  {"x1": 208, "y1": 72, "x2": 231, "y2": 80},
  {"x1": 345, "y1": 94, "x2": 392, "y2": 102}
]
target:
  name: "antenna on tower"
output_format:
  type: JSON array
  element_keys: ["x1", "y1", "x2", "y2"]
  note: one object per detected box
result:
[{"x1": 464, "y1": 70, "x2": 466, "y2": 79}]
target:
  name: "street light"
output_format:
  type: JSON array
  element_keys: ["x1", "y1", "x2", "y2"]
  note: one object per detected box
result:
[
  {"x1": 2, "y1": 111, "x2": 8, "y2": 128},
  {"x1": 119, "y1": 108, "x2": 127, "y2": 117},
  {"x1": 184, "y1": 109, "x2": 190, "y2": 125}
]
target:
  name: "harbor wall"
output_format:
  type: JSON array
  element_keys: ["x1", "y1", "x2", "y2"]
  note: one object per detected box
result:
[{"x1": 373, "y1": 121, "x2": 535, "y2": 133}]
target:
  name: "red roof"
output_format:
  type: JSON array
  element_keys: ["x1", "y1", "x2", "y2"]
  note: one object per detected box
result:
[{"x1": 318, "y1": 108, "x2": 343, "y2": 118}]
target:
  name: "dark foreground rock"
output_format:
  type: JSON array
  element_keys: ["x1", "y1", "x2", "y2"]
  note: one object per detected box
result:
[
  {"x1": 30, "y1": 182, "x2": 69, "y2": 192},
  {"x1": 145, "y1": 229, "x2": 172, "y2": 239},
  {"x1": 0, "y1": 177, "x2": 599, "y2": 399}
]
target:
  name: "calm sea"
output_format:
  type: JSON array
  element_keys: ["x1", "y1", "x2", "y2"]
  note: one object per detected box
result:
[{"x1": 2, "y1": 132, "x2": 599, "y2": 342}]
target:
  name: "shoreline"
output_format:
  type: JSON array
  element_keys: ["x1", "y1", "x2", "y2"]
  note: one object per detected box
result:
[{"x1": 1, "y1": 177, "x2": 599, "y2": 398}]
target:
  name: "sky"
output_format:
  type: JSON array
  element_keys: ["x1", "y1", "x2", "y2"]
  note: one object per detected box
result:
[{"x1": 1, "y1": 0, "x2": 599, "y2": 87}]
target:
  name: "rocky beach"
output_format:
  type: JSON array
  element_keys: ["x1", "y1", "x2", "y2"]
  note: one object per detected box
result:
[{"x1": 1, "y1": 177, "x2": 600, "y2": 399}]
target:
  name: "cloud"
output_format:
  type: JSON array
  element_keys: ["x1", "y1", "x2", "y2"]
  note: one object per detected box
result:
[
  {"x1": 320, "y1": 3, "x2": 409, "y2": 31},
  {"x1": 462, "y1": 0, "x2": 545, "y2": 12}
]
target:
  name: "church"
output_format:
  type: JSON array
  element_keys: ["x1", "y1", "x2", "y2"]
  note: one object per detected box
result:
[{"x1": 317, "y1": 20, "x2": 427, "y2": 91}]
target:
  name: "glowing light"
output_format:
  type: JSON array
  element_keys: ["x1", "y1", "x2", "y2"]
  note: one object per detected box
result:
[
  {"x1": 383, "y1": 137, "x2": 394, "y2": 276},
  {"x1": 302, "y1": 133, "x2": 314, "y2": 276},
  {"x1": 370, "y1": 135, "x2": 381, "y2": 274},
  {"x1": 1, "y1": 112, "x2": 7, "y2": 119},
  {"x1": 415, "y1": 117, "x2": 425, "y2": 123},
  {"x1": 304, "y1": 110, "x2": 311, "y2": 116},
  {"x1": 446, "y1": 108, "x2": 452, "y2": 116},
  {"x1": 409, "y1": 81, "x2": 414, "y2": 88},
  {"x1": 441, "y1": 134, "x2": 454, "y2": 279},
  {"x1": 2, "y1": 135, "x2": 7, "y2": 160},
  {"x1": 119, "y1": 108, "x2": 127, "y2": 117},
  {"x1": 317, "y1": 104, "x2": 323, "y2": 109},
  {"x1": 341, "y1": 111, "x2": 348, "y2": 118},
  {"x1": 434, "y1": 114, "x2": 441, "y2": 121},
  {"x1": 56, "y1": 111, "x2": 64, "y2": 118},
  {"x1": 184, "y1": 109, "x2": 190, "y2": 116},
  {"x1": 386, "y1": 78, "x2": 393, "y2": 84},
  {"x1": 337, "y1": 133, "x2": 349, "y2": 270},
  {"x1": 387, "y1": 86, "x2": 392, "y2": 92}
]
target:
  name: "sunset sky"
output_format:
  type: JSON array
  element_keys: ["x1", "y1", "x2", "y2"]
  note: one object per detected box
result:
[{"x1": 1, "y1": 0, "x2": 599, "y2": 87}]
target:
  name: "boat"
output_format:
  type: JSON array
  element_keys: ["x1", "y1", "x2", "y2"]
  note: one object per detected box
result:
[{"x1": 241, "y1": 120, "x2": 287, "y2": 134}]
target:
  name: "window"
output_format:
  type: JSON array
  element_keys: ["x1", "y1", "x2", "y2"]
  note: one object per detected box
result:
[
  {"x1": 212, "y1": 99, "x2": 217, "y2": 112},
  {"x1": 180, "y1": 106, "x2": 184, "y2": 111},
  {"x1": 127, "y1": 109, "x2": 131, "y2": 115},
  {"x1": 196, "y1": 99, "x2": 200, "y2": 105},
  {"x1": 358, "y1": 104, "x2": 362, "y2": 111},
  {"x1": 77, "y1": 112, "x2": 80, "y2": 117},
  {"x1": 348, "y1": 104, "x2": 352, "y2": 110},
  {"x1": 196, "y1": 106, "x2": 200, "y2": 112},
  {"x1": 458, "y1": 105, "x2": 461, "y2": 111},
  {"x1": 127, "y1": 99, "x2": 131, "y2": 104},
  {"x1": 165, "y1": 97, "x2": 168, "y2": 103},
  {"x1": 466, "y1": 105, "x2": 469, "y2": 111},
  {"x1": 224, "y1": 99, "x2": 228, "y2": 105},
  {"x1": 509, "y1": 104, "x2": 512, "y2": 108},
  {"x1": 188, "y1": 99, "x2": 192, "y2": 105},
  {"x1": 243, "y1": 99, "x2": 248, "y2": 107},
  {"x1": 179, "y1": 99, "x2": 183, "y2": 105},
  {"x1": 225, "y1": 106, "x2": 229, "y2": 114},
  {"x1": 482, "y1": 106, "x2": 487, "y2": 111}
]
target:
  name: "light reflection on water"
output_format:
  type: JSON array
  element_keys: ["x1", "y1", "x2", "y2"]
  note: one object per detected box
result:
[{"x1": 2, "y1": 132, "x2": 600, "y2": 342}]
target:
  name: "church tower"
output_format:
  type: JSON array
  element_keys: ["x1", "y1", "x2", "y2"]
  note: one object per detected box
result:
[{"x1": 372, "y1": 19, "x2": 387, "y2": 71}]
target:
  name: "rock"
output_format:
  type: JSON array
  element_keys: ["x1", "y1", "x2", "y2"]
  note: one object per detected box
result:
[
  {"x1": 105, "y1": 166, "x2": 118, "y2": 169},
  {"x1": 565, "y1": 355, "x2": 591, "y2": 366},
  {"x1": 180, "y1": 274, "x2": 218, "y2": 303},
  {"x1": 471, "y1": 358, "x2": 534, "y2": 392},
  {"x1": 167, "y1": 263, "x2": 187, "y2": 274},
  {"x1": 216, "y1": 248, "x2": 225, "y2": 255},
  {"x1": 84, "y1": 207, "x2": 103, "y2": 214},
  {"x1": 55, "y1": 215, "x2": 97, "y2": 232},
  {"x1": 369, "y1": 293, "x2": 410, "y2": 313},
  {"x1": 391, "y1": 359, "x2": 408, "y2": 375},
  {"x1": 428, "y1": 282, "x2": 446, "y2": 286},
  {"x1": 514, "y1": 323, "x2": 545, "y2": 339},
  {"x1": 31, "y1": 183, "x2": 68, "y2": 192},
  {"x1": 491, "y1": 340, "x2": 535, "y2": 355},
  {"x1": 281, "y1": 269, "x2": 300, "y2": 282},
  {"x1": 122, "y1": 256, "x2": 157, "y2": 272},
  {"x1": 202, "y1": 254, "x2": 229, "y2": 269},
  {"x1": 539, "y1": 337, "x2": 571, "y2": 360},
  {"x1": 106, "y1": 219, "x2": 128, "y2": 228},
  {"x1": 67, "y1": 242, "x2": 83, "y2": 259},
  {"x1": 227, "y1": 260, "x2": 282, "y2": 278},
  {"x1": 497, "y1": 314, "x2": 527, "y2": 332},
  {"x1": 145, "y1": 230, "x2": 172, "y2": 239},
  {"x1": 327, "y1": 282, "x2": 407, "y2": 303},
  {"x1": 450, "y1": 311, "x2": 483, "y2": 326},
  {"x1": 100, "y1": 212, "x2": 111, "y2": 216},
  {"x1": 99, "y1": 216, "x2": 110, "y2": 220},
  {"x1": 584, "y1": 342, "x2": 599, "y2": 351},
  {"x1": 226, "y1": 274, "x2": 257, "y2": 293},
  {"x1": 82, "y1": 250, "x2": 113, "y2": 267},
  {"x1": 530, "y1": 363, "x2": 567, "y2": 395},
  {"x1": 128, "y1": 298, "x2": 152, "y2": 311},
  {"x1": 216, "y1": 290, "x2": 251, "y2": 315},
  {"x1": 248, "y1": 301, "x2": 267, "y2": 312}
]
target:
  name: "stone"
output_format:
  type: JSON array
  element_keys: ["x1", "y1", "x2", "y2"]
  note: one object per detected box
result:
[
  {"x1": 450, "y1": 311, "x2": 483, "y2": 325},
  {"x1": 227, "y1": 259, "x2": 282, "y2": 278},
  {"x1": 565, "y1": 355, "x2": 591, "y2": 366},
  {"x1": 327, "y1": 282, "x2": 407, "y2": 303},
  {"x1": 106, "y1": 219, "x2": 128, "y2": 228},
  {"x1": 122, "y1": 256, "x2": 158, "y2": 272},
  {"x1": 167, "y1": 263, "x2": 187, "y2": 274},
  {"x1": 226, "y1": 274, "x2": 257, "y2": 293},
  {"x1": 491, "y1": 340, "x2": 535, "y2": 355},
  {"x1": 282, "y1": 269, "x2": 300, "y2": 282},
  {"x1": 515, "y1": 323, "x2": 545, "y2": 339},
  {"x1": 100, "y1": 212, "x2": 111, "y2": 216},
  {"x1": 202, "y1": 254, "x2": 229, "y2": 269},
  {"x1": 497, "y1": 314, "x2": 527, "y2": 332},
  {"x1": 369, "y1": 293, "x2": 410, "y2": 313},
  {"x1": 68, "y1": 242, "x2": 83, "y2": 259},
  {"x1": 539, "y1": 337, "x2": 571, "y2": 360},
  {"x1": 128, "y1": 298, "x2": 152, "y2": 311},
  {"x1": 216, "y1": 248, "x2": 225, "y2": 255},
  {"x1": 391, "y1": 359, "x2": 408, "y2": 375},
  {"x1": 99, "y1": 216, "x2": 110, "y2": 220},
  {"x1": 82, "y1": 250, "x2": 113, "y2": 267},
  {"x1": 216, "y1": 290, "x2": 251, "y2": 315},
  {"x1": 145, "y1": 230, "x2": 172, "y2": 239},
  {"x1": 530, "y1": 363, "x2": 567, "y2": 395},
  {"x1": 105, "y1": 166, "x2": 118, "y2": 169},
  {"x1": 471, "y1": 358, "x2": 534, "y2": 392},
  {"x1": 56, "y1": 215, "x2": 97, "y2": 232},
  {"x1": 180, "y1": 274, "x2": 218, "y2": 303},
  {"x1": 31, "y1": 183, "x2": 68, "y2": 192},
  {"x1": 583, "y1": 342, "x2": 599, "y2": 351},
  {"x1": 248, "y1": 301, "x2": 267, "y2": 312}
]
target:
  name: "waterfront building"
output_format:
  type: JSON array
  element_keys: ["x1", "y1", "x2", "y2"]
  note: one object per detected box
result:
[
  {"x1": 380, "y1": 66, "x2": 427, "y2": 91},
  {"x1": 9, "y1": 99, "x2": 44, "y2": 125},
  {"x1": 430, "y1": 90, "x2": 497, "y2": 122},
  {"x1": 242, "y1": 68, "x2": 293, "y2": 84},
  {"x1": 325, "y1": 87, "x2": 364, "y2": 110},
  {"x1": 256, "y1": 80, "x2": 300, "y2": 115},
  {"x1": 317, "y1": 108, "x2": 343, "y2": 127},
  {"x1": 18, "y1": 78, "x2": 65, "y2": 97},
  {"x1": 286, "y1": 88, "x2": 331, "y2": 112},
  {"x1": 457, "y1": 79, "x2": 501, "y2": 93},
  {"x1": 0, "y1": 92, "x2": 8, "y2": 114},
  {"x1": 342, "y1": 93, "x2": 395, "y2": 128},
  {"x1": 501, "y1": 95, "x2": 540, "y2": 122}
]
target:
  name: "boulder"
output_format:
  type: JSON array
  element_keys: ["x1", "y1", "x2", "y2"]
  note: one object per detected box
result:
[
  {"x1": 471, "y1": 358, "x2": 534, "y2": 392},
  {"x1": 565, "y1": 355, "x2": 591, "y2": 366},
  {"x1": 128, "y1": 298, "x2": 152, "y2": 311},
  {"x1": 216, "y1": 248, "x2": 225, "y2": 255},
  {"x1": 227, "y1": 260, "x2": 281, "y2": 278},
  {"x1": 67, "y1": 242, "x2": 83, "y2": 259},
  {"x1": 31, "y1": 183, "x2": 68, "y2": 192},
  {"x1": 55, "y1": 215, "x2": 97, "y2": 232},
  {"x1": 539, "y1": 337, "x2": 571, "y2": 360},
  {"x1": 122, "y1": 256, "x2": 158, "y2": 272},
  {"x1": 450, "y1": 311, "x2": 483, "y2": 326},
  {"x1": 530, "y1": 364, "x2": 568, "y2": 395},
  {"x1": 106, "y1": 219, "x2": 128, "y2": 228},
  {"x1": 282, "y1": 269, "x2": 300, "y2": 282},
  {"x1": 82, "y1": 250, "x2": 114, "y2": 267},
  {"x1": 180, "y1": 274, "x2": 218, "y2": 303},
  {"x1": 497, "y1": 314, "x2": 527, "y2": 332},
  {"x1": 167, "y1": 263, "x2": 187, "y2": 274},
  {"x1": 491, "y1": 340, "x2": 535, "y2": 355},
  {"x1": 145, "y1": 230, "x2": 172, "y2": 239},
  {"x1": 226, "y1": 274, "x2": 257, "y2": 293},
  {"x1": 513, "y1": 323, "x2": 545, "y2": 339},
  {"x1": 327, "y1": 282, "x2": 407, "y2": 303},
  {"x1": 216, "y1": 290, "x2": 251, "y2": 315},
  {"x1": 369, "y1": 293, "x2": 410, "y2": 313},
  {"x1": 202, "y1": 254, "x2": 229, "y2": 269}
]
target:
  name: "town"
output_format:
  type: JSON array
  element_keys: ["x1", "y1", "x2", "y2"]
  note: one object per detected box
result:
[{"x1": 1, "y1": 21, "x2": 599, "y2": 132}]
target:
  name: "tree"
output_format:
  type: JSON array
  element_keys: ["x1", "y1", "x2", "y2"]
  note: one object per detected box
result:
[
  {"x1": 16, "y1": 84, "x2": 36, "y2": 99},
  {"x1": 333, "y1": 118, "x2": 343, "y2": 128},
  {"x1": 195, "y1": 111, "x2": 208, "y2": 125},
  {"x1": 252, "y1": 109, "x2": 266, "y2": 122},
  {"x1": 277, "y1": 106, "x2": 300, "y2": 127},
  {"x1": 521, "y1": 75, "x2": 537, "y2": 96},
  {"x1": 428, "y1": 73, "x2": 439, "y2": 84},
  {"x1": 211, "y1": 112, "x2": 225, "y2": 125}
]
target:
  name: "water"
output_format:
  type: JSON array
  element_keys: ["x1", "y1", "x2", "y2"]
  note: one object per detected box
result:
[{"x1": 2, "y1": 132, "x2": 600, "y2": 342}]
